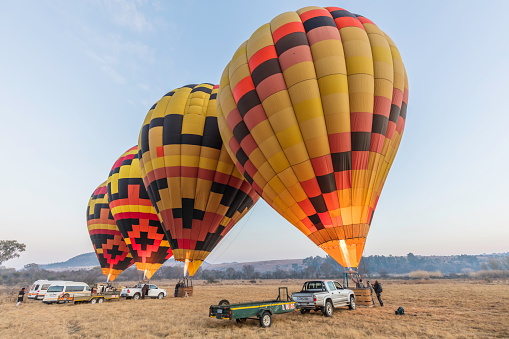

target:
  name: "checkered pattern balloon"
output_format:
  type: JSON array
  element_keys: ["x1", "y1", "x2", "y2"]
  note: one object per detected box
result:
[
  {"x1": 107, "y1": 146, "x2": 172, "y2": 279},
  {"x1": 138, "y1": 83, "x2": 259, "y2": 276},
  {"x1": 216, "y1": 6, "x2": 408, "y2": 268},
  {"x1": 86, "y1": 181, "x2": 134, "y2": 281}
]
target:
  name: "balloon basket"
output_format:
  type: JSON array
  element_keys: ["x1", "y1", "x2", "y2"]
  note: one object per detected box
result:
[
  {"x1": 350, "y1": 288, "x2": 374, "y2": 307},
  {"x1": 342, "y1": 269, "x2": 374, "y2": 307},
  {"x1": 176, "y1": 277, "x2": 193, "y2": 298}
]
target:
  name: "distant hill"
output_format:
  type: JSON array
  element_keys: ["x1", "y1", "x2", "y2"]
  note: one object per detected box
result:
[
  {"x1": 39, "y1": 251, "x2": 508, "y2": 274},
  {"x1": 40, "y1": 252, "x2": 99, "y2": 270}
]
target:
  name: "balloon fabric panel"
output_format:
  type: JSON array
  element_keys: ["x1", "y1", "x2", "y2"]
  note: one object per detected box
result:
[
  {"x1": 86, "y1": 181, "x2": 134, "y2": 281},
  {"x1": 217, "y1": 6, "x2": 408, "y2": 268},
  {"x1": 107, "y1": 146, "x2": 172, "y2": 279},
  {"x1": 138, "y1": 84, "x2": 259, "y2": 276}
]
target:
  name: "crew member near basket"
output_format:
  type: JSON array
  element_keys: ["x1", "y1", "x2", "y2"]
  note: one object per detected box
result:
[{"x1": 372, "y1": 280, "x2": 384, "y2": 307}]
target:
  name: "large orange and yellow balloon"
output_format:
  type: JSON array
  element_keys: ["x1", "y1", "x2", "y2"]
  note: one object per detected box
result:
[
  {"x1": 107, "y1": 146, "x2": 172, "y2": 279},
  {"x1": 217, "y1": 6, "x2": 408, "y2": 267},
  {"x1": 86, "y1": 181, "x2": 134, "y2": 281},
  {"x1": 138, "y1": 84, "x2": 259, "y2": 276}
]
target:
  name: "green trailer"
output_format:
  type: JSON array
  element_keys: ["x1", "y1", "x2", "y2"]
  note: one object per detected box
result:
[{"x1": 209, "y1": 287, "x2": 296, "y2": 328}]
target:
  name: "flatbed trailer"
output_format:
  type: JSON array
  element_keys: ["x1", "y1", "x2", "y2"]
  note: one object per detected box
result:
[
  {"x1": 57, "y1": 292, "x2": 120, "y2": 305},
  {"x1": 209, "y1": 287, "x2": 295, "y2": 328}
]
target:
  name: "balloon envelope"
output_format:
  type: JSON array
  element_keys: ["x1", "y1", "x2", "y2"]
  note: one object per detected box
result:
[
  {"x1": 86, "y1": 181, "x2": 134, "y2": 281},
  {"x1": 107, "y1": 146, "x2": 172, "y2": 279},
  {"x1": 138, "y1": 83, "x2": 259, "y2": 276},
  {"x1": 217, "y1": 6, "x2": 408, "y2": 267}
]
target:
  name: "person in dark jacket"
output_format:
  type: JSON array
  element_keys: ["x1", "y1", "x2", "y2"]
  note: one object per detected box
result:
[
  {"x1": 174, "y1": 281, "x2": 180, "y2": 297},
  {"x1": 16, "y1": 287, "x2": 25, "y2": 306},
  {"x1": 141, "y1": 284, "x2": 148, "y2": 299},
  {"x1": 372, "y1": 280, "x2": 383, "y2": 306}
]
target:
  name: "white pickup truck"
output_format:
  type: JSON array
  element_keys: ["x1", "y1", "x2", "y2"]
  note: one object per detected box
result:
[
  {"x1": 291, "y1": 280, "x2": 356, "y2": 316},
  {"x1": 120, "y1": 284, "x2": 167, "y2": 300}
]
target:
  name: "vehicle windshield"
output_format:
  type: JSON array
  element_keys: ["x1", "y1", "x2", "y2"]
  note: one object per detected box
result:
[
  {"x1": 41, "y1": 284, "x2": 51, "y2": 290},
  {"x1": 303, "y1": 281, "x2": 325, "y2": 291},
  {"x1": 47, "y1": 286, "x2": 64, "y2": 292}
]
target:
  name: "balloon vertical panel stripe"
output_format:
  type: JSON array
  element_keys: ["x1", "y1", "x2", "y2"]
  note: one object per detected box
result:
[
  {"x1": 107, "y1": 146, "x2": 172, "y2": 279},
  {"x1": 217, "y1": 6, "x2": 408, "y2": 267},
  {"x1": 138, "y1": 83, "x2": 259, "y2": 276},
  {"x1": 86, "y1": 181, "x2": 133, "y2": 281}
]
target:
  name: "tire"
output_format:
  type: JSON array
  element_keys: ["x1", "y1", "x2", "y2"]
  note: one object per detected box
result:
[
  {"x1": 323, "y1": 300, "x2": 333, "y2": 317},
  {"x1": 300, "y1": 309, "x2": 310, "y2": 314},
  {"x1": 133, "y1": 293, "x2": 141, "y2": 300},
  {"x1": 218, "y1": 299, "x2": 230, "y2": 306},
  {"x1": 158, "y1": 293, "x2": 164, "y2": 300},
  {"x1": 348, "y1": 296, "x2": 356, "y2": 310},
  {"x1": 259, "y1": 311, "x2": 271, "y2": 328},
  {"x1": 90, "y1": 298, "x2": 97, "y2": 305},
  {"x1": 97, "y1": 298, "x2": 104, "y2": 304},
  {"x1": 236, "y1": 318, "x2": 247, "y2": 323}
]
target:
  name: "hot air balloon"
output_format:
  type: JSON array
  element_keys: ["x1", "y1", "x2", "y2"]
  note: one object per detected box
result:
[
  {"x1": 86, "y1": 181, "x2": 134, "y2": 281},
  {"x1": 216, "y1": 6, "x2": 408, "y2": 268},
  {"x1": 138, "y1": 83, "x2": 259, "y2": 276},
  {"x1": 107, "y1": 146, "x2": 172, "y2": 279}
]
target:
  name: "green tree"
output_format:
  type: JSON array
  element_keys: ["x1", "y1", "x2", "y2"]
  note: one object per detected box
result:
[{"x1": 0, "y1": 240, "x2": 26, "y2": 265}]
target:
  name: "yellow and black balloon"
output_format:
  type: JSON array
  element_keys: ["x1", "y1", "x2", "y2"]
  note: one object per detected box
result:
[
  {"x1": 107, "y1": 146, "x2": 173, "y2": 279},
  {"x1": 217, "y1": 6, "x2": 408, "y2": 268},
  {"x1": 138, "y1": 83, "x2": 259, "y2": 276},
  {"x1": 86, "y1": 181, "x2": 134, "y2": 281}
]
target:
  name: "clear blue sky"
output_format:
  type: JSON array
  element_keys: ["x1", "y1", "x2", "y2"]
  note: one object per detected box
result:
[{"x1": 1, "y1": 1, "x2": 508, "y2": 268}]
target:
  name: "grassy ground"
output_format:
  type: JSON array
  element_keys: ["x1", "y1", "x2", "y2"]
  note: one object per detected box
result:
[{"x1": 0, "y1": 279, "x2": 507, "y2": 338}]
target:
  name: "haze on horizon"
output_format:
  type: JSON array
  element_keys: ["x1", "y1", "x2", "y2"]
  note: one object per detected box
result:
[{"x1": 1, "y1": 0, "x2": 508, "y2": 269}]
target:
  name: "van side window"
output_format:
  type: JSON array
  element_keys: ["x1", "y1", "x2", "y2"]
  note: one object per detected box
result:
[
  {"x1": 41, "y1": 284, "x2": 51, "y2": 290},
  {"x1": 66, "y1": 286, "x2": 85, "y2": 292},
  {"x1": 85, "y1": 286, "x2": 90, "y2": 291}
]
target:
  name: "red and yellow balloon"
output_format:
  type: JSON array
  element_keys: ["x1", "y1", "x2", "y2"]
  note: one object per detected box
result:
[{"x1": 216, "y1": 6, "x2": 408, "y2": 267}]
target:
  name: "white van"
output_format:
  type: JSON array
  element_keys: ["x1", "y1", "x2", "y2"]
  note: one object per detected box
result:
[
  {"x1": 28, "y1": 280, "x2": 68, "y2": 300},
  {"x1": 42, "y1": 282, "x2": 91, "y2": 304},
  {"x1": 28, "y1": 280, "x2": 49, "y2": 299}
]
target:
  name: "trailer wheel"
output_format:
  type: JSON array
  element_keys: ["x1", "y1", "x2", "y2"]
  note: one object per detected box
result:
[
  {"x1": 300, "y1": 309, "x2": 310, "y2": 314},
  {"x1": 98, "y1": 298, "x2": 104, "y2": 304},
  {"x1": 157, "y1": 293, "x2": 164, "y2": 300},
  {"x1": 235, "y1": 318, "x2": 246, "y2": 323},
  {"x1": 133, "y1": 293, "x2": 141, "y2": 300},
  {"x1": 218, "y1": 299, "x2": 230, "y2": 305},
  {"x1": 90, "y1": 298, "x2": 97, "y2": 305},
  {"x1": 323, "y1": 300, "x2": 333, "y2": 317},
  {"x1": 260, "y1": 311, "x2": 271, "y2": 328},
  {"x1": 348, "y1": 296, "x2": 356, "y2": 310}
]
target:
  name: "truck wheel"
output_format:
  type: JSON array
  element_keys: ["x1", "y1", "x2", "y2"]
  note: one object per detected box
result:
[
  {"x1": 98, "y1": 298, "x2": 104, "y2": 304},
  {"x1": 300, "y1": 309, "x2": 310, "y2": 314},
  {"x1": 157, "y1": 293, "x2": 164, "y2": 300},
  {"x1": 133, "y1": 293, "x2": 141, "y2": 300},
  {"x1": 90, "y1": 298, "x2": 97, "y2": 305},
  {"x1": 259, "y1": 311, "x2": 271, "y2": 328},
  {"x1": 349, "y1": 296, "x2": 356, "y2": 310},
  {"x1": 323, "y1": 300, "x2": 333, "y2": 317},
  {"x1": 218, "y1": 299, "x2": 230, "y2": 305}
]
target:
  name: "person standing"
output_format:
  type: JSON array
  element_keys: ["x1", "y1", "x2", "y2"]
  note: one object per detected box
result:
[
  {"x1": 16, "y1": 287, "x2": 26, "y2": 306},
  {"x1": 372, "y1": 280, "x2": 384, "y2": 307},
  {"x1": 174, "y1": 281, "x2": 180, "y2": 298},
  {"x1": 141, "y1": 284, "x2": 148, "y2": 299}
]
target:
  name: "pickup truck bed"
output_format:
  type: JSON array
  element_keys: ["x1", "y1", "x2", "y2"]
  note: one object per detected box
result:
[{"x1": 292, "y1": 280, "x2": 356, "y2": 317}]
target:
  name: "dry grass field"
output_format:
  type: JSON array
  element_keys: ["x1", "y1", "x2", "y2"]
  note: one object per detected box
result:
[{"x1": 0, "y1": 279, "x2": 508, "y2": 338}]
